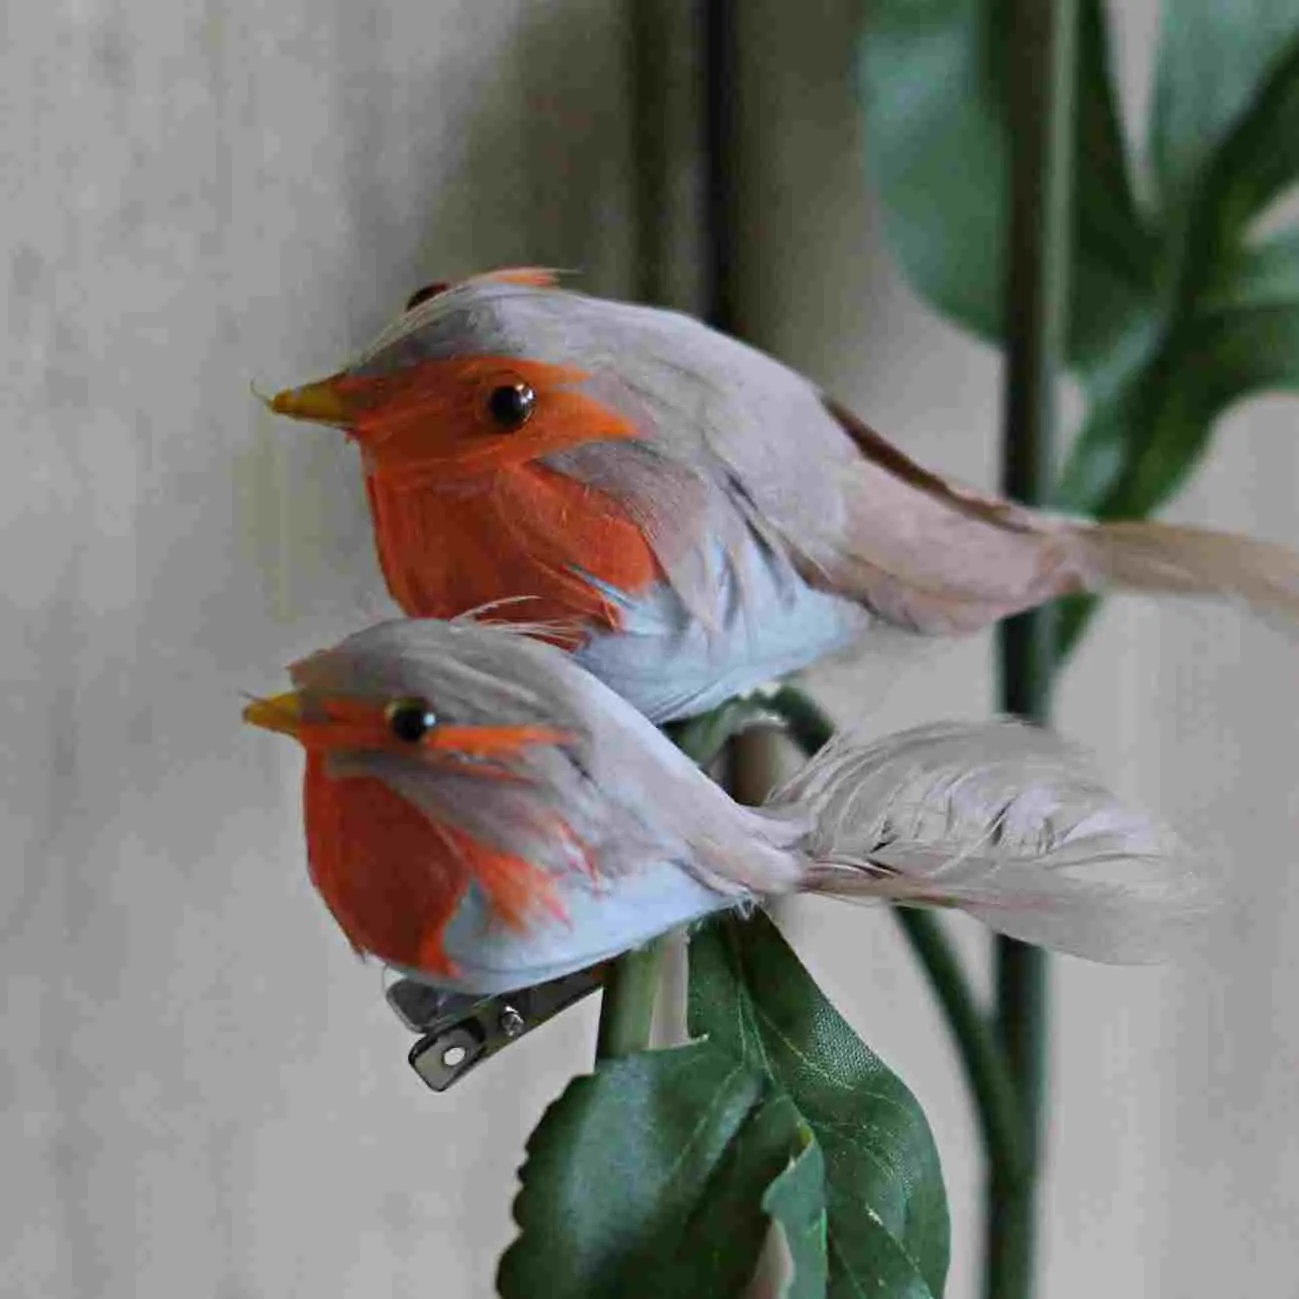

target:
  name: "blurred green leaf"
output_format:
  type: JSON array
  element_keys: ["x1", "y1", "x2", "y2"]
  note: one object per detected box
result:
[
  {"x1": 690, "y1": 911, "x2": 948, "y2": 1299},
  {"x1": 859, "y1": 0, "x2": 1151, "y2": 372},
  {"x1": 498, "y1": 1042, "x2": 826, "y2": 1299},
  {"x1": 666, "y1": 694, "x2": 782, "y2": 768},
  {"x1": 863, "y1": 0, "x2": 1299, "y2": 659},
  {"x1": 1059, "y1": 300, "x2": 1299, "y2": 519},
  {"x1": 1152, "y1": 3, "x2": 1299, "y2": 222},
  {"x1": 1207, "y1": 231, "x2": 1299, "y2": 312},
  {"x1": 1058, "y1": 296, "x2": 1299, "y2": 653}
]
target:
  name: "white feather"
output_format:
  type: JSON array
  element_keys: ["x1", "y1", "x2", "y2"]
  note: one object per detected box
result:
[{"x1": 776, "y1": 721, "x2": 1216, "y2": 962}]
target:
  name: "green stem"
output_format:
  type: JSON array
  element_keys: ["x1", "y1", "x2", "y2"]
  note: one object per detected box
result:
[
  {"x1": 987, "y1": 0, "x2": 1078, "y2": 1295},
  {"x1": 763, "y1": 686, "x2": 1027, "y2": 1182},
  {"x1": 594, "y1": 942, "x2": 665, "y2": 1061},
  {"x1": 593, "y1": 0, "x2": 690, "y2": 1074},
  {"x1": 897, "y1": 910, "x2": 1028, "y2": 1182}
]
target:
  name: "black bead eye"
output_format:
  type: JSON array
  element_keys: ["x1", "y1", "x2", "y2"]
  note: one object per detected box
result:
[
  {"x1": 486, "y1": 381, "x2": 536, "y2": 430},
  {"x1": 385, "y1": 697, "x2": 437, "y2": 743},
  {"x1": 405, "y1": 282, "x2": 449, "y2": 311}
]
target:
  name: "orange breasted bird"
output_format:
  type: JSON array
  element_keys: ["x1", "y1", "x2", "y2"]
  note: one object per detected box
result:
[
  {"x1": 270, "y1": 269, "x2": 1299, "y2": 721},
  {"x1": 243, "y1": 616, "x2": 1211, "y2": 995}
]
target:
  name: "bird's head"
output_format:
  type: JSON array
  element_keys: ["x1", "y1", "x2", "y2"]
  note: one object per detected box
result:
[
  {"x1": 241, "y1": 616, "x2": 615, "y2": 799},
  {"x1": 263, "y1": 270, "x2": 838, "y2": 647},
  {"x1": 242, "y1": 617, "x2": 757, "y2": 989},
  {"x1": 266, "y1": 269, "x2": 658, "y2": 482},
  {"x1": 242, "y1": 618, "x2": 634, "y2": 979}
]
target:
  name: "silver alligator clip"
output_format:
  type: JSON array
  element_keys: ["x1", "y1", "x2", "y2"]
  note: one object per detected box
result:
[{"x1": 385, "y1": 965, "x2": 606, "y2": 1092}]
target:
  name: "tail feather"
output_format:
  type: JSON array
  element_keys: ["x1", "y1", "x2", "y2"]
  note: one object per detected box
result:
[
  {"x1": 772, "y1": 721, "x2": 1217, "y2": 963},
  {"x1": 1074, "y1": 520, "x2": 1299, "y2": 629},
  {"x1": 825, "y1": 401, "x2": 1299, "y2": 633}
]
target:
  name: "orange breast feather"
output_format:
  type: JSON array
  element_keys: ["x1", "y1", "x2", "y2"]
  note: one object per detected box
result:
[
  {"x1": 303, "y1": 755, "x2": 561, "y2": 977},
  {"x1": 334, "y1": 355, "x2": 661, "y2": 633},
  {"x1": 366, "y1": 464, "x2": 659, "y2": 632}
]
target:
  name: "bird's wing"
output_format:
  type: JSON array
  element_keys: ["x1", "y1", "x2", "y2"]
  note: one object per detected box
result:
[
  {"x1": 530, "y1": 294, "x2": 1299, "y2": 637},
  {"x1": 800, "y1": 399, "x2": 1085, "y2": 632}
]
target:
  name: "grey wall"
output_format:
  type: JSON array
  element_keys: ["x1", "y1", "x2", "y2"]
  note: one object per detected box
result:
[{"x1": 5, "y1": 1, "x2": 1298, "y2": 1296}]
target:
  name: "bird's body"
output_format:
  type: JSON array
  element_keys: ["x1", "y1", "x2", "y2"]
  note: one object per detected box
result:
[
  {"x1": 245, "y1": 618, "x2": 1210, "y2": 994},
  {"x1": 271, "y1": 270, "x2": 1299, "y2": 720}
]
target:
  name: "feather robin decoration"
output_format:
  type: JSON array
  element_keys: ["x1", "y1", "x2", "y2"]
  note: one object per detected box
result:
[
  {"x1": 269, "y1": 269, "x2": 1299, "y2": 721},
  {"x1": 244, "y1": 617, "x2": 1213, "y2": 994}
]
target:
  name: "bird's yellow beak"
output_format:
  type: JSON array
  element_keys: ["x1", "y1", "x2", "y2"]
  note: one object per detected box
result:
[
  {"x1": 242, "y1": 692, "x2": 303, "y2": 738},
  {"x1": 266, "y1": 377, "x2": 355, "y2": 427}
]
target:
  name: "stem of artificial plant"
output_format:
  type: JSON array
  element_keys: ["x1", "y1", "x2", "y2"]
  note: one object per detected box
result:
[
  {"x1": 986, "y1": 0, "x2": 1077, "y2": 1295},
  {"x1": 593, "y1": 0, "x2": 719, "y2": 1067},
  {"x1": 594, "y1": 942, "x2": 666, "y2": 1060},
  {"x1": 765, "y1": 686, "x2": 1028, "y2": 1185}
]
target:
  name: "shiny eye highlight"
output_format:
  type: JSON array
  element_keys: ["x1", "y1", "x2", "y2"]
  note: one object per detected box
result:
[
  {"x1": 486, "y1": 381, "x2": 536, "y2": 430},
  {"x1": 385, "y1": 697, "x2": 437, "y2": 743}
]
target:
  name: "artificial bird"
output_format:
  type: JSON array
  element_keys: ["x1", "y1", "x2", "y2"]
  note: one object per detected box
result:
[
  {"x1": 269, "y1": 269, "x2": 1299, "y2": 721},
  {"x1": 244, "y1": 616, "x2": 1210, "y2": 995}
]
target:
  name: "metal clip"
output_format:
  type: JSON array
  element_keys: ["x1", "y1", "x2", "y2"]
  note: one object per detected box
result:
[{"x1": 385, "y1": 965, "x2": 606, "y2": 1092}]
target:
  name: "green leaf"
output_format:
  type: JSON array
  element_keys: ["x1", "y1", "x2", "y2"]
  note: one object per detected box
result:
[
  {"x1": 858, "y1": 0, "x2": 1011, "y2": 341},
  {"x1": 689, "y1": 911, "x2": 949, "y2": 1299},
  {"x1": 1152, "y1": 3, "x2": 1299, "y2": 222},
  {"x1": 666, "y1": 694, "x2": 782, "y2": 768},
  {"x1": 498, "y1": 1042, "x2": 827, "y2": 1299},
  {"x1": 1207, "y1": 230, "x2": 1299, "y2": 312},
  {"x1": 863, "y1": 0, "x2": 1299, "y2": 660},
  {"x1": 1057, "y1": 296, "x2": 1299, "y2": 655},
  {"x1": 1059, "y1": 302, "x2": 1299, "y2": 521},
  {"x1": 763, "y1": 1133, "x2": 830, "y2": 1299},
  {"x1": 859, "y1": 0, "x2": 1152, "y2": 372}
]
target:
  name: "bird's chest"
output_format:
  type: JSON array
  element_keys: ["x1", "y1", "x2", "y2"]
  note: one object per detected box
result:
[{"x1": 365, "y1": 462, "x2": 659, "y2": 632}]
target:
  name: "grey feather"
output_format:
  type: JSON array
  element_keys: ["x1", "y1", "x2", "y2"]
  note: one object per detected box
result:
[{"x1": 776, "y1": 720, "x2": 1217, "y2": 963}]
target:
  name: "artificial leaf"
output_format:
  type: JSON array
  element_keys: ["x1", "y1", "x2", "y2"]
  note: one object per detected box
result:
[
  {"x1": 498, "y1": 1043, "x2": 826, "y2": 1299},
  {"x1": 1059, "y1": 302, "x2": 1299, "y2": 522},
  {"x1": 859, "y1": 0, "x2": 1151, "y2": 373},
  {"x1": 1057, "y1": 295, "x2": 1299, "y2": 653},
  {"x1": 667, "y1": 693, "x2": 783, "y2": 768},
  {"x1": 1207, "y1": 230, "x2": 1299, "y2": 312},
  {"x1": 864, "y1": 0, "x2": 1299, "y2": 662},
  {"x1": 858, "y1": 0, "x2": 1011, "y2": 341},
  {"x1": 689, "y1": 910, "x2": 948, "y2": 1299},
  {"x1": 762, "y1": 1132, "x2": 830, "y2": 1299},
  {"x1": 1152, "y1": 2, "x2": 1299, "y2": 221}
]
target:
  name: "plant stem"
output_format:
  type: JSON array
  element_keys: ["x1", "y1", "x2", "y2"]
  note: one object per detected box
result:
[
  {"x1": 987, "y1": 0, "x2": 1077, "y2": 1295},
  {"x1": 702, "y1": 0, "x2": 739, "y2": 332},
  {"x1": 763, "y1": 686, "x2": 1027, "y2": 1182},
  {"x1": 594, "y1": 0, "x2": 690, "y2": 1073},
  {"x1": 899, "y1": 910, "x2": 1028, "y2": 1183},
  {"x1": 594, "y1": 941, "x2": 666, "y2": 1060}
]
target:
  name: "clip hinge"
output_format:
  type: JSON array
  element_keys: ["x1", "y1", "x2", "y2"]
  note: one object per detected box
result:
[{"x1": 385, "y1": 965, "x2": 606, "y2": 1092}]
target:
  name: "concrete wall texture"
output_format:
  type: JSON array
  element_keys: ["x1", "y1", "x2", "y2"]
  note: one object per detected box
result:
[{"x1": 5, "y1": 1, "x2": 1298, "y2": 1296}]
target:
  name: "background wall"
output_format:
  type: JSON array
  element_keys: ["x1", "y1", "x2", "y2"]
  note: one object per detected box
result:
[{"x1": 5, "y1": 2, "x2": 1298, "y2": 1296}]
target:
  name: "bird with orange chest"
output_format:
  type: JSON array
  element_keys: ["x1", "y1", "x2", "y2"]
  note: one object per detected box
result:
[
  {"x1": 243, "y1": 616, "x2": 1213, "y2": 996},
  {"x1": 269, "y1": 268, "x2": 1299, "y2": 722}
]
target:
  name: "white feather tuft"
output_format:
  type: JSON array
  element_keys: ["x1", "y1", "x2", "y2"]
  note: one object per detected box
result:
[{"x1": 774, "y1": 721, "x2": 1218, "y2": 962}]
